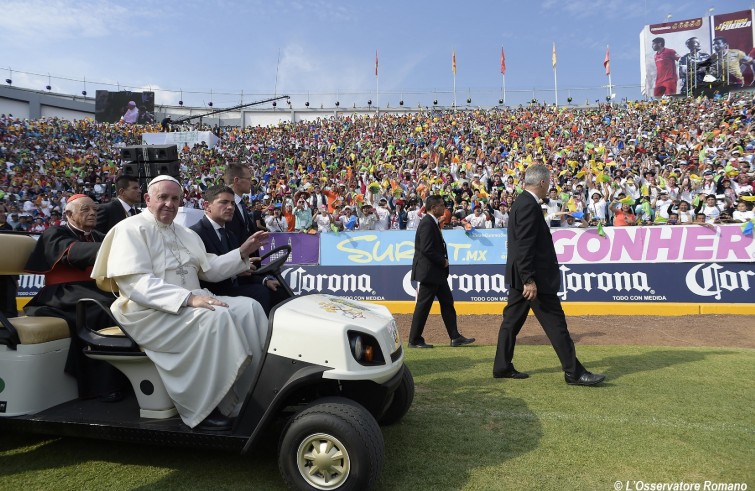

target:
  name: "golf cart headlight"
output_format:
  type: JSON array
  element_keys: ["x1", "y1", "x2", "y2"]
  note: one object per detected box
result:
[
  {"x1": 347, "y1": 331, "x2": 385, "y2": 365},
  {"x1": 350, "y1": 334, "x2": 364, "y2": 361}
]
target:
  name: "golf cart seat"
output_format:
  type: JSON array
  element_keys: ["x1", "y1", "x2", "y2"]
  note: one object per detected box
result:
[
  {"x1": 0, "y1": 234, "x2": 72, "y2": 348},
  {"x1": 0, "y1": 233, "x2": 77, "y2": 416},
  {"x1": 76, "y1": 281, "x2": 177, "y2": 420}
]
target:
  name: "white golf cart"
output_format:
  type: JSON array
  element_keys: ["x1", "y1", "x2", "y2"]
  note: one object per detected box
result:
[{"x1": 0, "y1": 232, "x2": 414, "y2": 490}]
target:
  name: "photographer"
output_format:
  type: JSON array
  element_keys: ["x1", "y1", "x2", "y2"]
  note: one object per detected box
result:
[
  {"x1": 357, "y1": 203, "x2": 377, "y2": 230},
  {"x1": 293, "y1": 197, "x2": 313, "y2": 232}
]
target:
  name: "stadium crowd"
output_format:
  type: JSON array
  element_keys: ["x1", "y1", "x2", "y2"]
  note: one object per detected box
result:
[{"x1": 1, "y1": 92, "x2": 754, "y2": 234}]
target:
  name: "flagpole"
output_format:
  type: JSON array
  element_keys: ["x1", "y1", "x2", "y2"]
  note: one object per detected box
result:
[
  {"x1": 554, "y1": 68, "x2": 558, "y2": 107},
  {"x1": 552, "y1": 42, "x2": 558, "y2": 107},
  {"x1": 500, "y1": 46, "x2": 506, "y2": 106},
  {"x1": 452, "y1": 49, "x2": 457, "y2": 110},
  {"x1": 608, "y1": 72, "x2": 612, "y2": 102},
  {"x1": 453, "y1": 74, "x2": 457, "y2": 110},
  {"x1": 502, "y1": 74, "x2": 506, "y2": 106},
  {"x1": 375, "y1": 49, "x2": 379, "y2": 116},
  {"x1": 605, "y1": 45, "x2": 612, "y2": 105}
]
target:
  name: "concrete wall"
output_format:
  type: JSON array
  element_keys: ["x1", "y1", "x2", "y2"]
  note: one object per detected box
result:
[
  {"x1": 0, "y1": 85, "x2": 92, "y2": 119},
  {"x1": 1, "y1": 85, "x2": 429, "y2": 126}
]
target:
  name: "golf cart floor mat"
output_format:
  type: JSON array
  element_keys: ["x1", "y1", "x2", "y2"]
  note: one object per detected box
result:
[{"x1": 0, "y1": 393, "x2": 249, "y2": 452}]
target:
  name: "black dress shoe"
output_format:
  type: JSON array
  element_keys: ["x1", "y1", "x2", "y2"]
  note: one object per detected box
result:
[
  {"x1": 196, "y1": 408, "x2": 233, "y2": 431},
  {"x1": 493, "y1": 369, "x2": 529, "y2": 379},
  {"x1": 450, "y1": 335, "x2": 475, "y2": 347},
  {"x1": 408, "y1": 341, "x2": 434, "y2": 348},
  {"x1": 565, "y1": 371, "x2": 606, "y2": 386}
]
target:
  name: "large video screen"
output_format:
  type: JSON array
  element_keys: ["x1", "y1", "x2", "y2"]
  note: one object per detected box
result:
[
  {"x1": 95, "y1": 90, "x2": 156, "y2": 124},
  {"x1": 639, "y1": 9, "x2": 754, "y2": 97}
]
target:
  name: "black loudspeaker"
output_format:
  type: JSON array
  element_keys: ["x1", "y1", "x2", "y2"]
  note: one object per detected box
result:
[
  {"x1": 147, "y1": 145, "x2": 179, "y2": 162},
  {"x1": 120, "y1": 144, "x2": 178, "y2": 162},
  {"x1": 122, "y1": 163, "x2": 141, "y2": 177},
  {"x1": 149, "y1": 161, "x2": 180, "y2": 178},
  {"x1": 120, "y1": 146, "x2": 145, "y2": 162},
  {"x1": 121, "y1": 161, "x2": 180, "y2": 180}
]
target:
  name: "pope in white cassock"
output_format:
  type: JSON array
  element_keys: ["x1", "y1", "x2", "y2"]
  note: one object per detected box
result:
[{"x1": 92, "y1": 175, "x2": 270, "y2": 430}]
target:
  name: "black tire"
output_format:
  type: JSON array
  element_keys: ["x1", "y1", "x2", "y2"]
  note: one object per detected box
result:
[
  {"x1": 278, "y1": 397, "x2": 384, "y2": 491},
  {"x1": 378, "y1": 366, "x2": 414, "y2": 426}
]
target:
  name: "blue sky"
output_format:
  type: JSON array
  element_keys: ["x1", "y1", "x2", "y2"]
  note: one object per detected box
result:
[{"x1": 1, "y1": 0, "x2": 753, "y2": 109}]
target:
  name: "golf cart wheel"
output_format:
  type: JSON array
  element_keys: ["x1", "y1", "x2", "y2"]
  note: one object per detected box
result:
[
  {"x1": 378, "y1": 366, "x2": 415, "y2": 426},
  {"x1": 279, "y1": 397, "x2": 384, "y2": 491}
]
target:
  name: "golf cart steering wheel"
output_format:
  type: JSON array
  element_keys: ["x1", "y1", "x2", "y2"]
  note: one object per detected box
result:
[{"x1": 252, "y1": 245, "x2": 291, "y2": 276}]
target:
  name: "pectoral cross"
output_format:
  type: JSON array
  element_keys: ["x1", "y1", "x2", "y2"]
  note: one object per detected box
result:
[{"x1": 176, "y1": 264, "x2": 189, "y2": 284}]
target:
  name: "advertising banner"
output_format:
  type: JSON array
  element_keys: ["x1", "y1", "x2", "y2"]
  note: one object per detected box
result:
[
  {"x1": 278, "y1": 262, "x2": 755, "y2": 303},
  {"x1": 15, "y1": 225, "x2": 754, "y2": 305},
  {"x1": 640, "y1": 16, "x2": 710, "y2": 97},
  {"x1": 552, "y1": 224, "x2": 755, "y2": 264},
  {"x1": 711, "y1": 10, "x2": 755, "y2": 85},
  {"x1": 319, "y1": 229, "x2": 507, "y2": 266}
]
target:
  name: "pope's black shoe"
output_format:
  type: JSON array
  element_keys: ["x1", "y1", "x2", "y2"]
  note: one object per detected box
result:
[
  {"x1": 450, "y1": 335, "x2": 475, "y2": 347},
  {"x1": 565, "y1": 371, "x2": 606, "y2": 386},
  {"x1": 196, "y1": 408, "x2": 233, "y2": 431}
]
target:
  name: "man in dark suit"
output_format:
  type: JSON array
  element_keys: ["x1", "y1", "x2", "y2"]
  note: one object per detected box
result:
[
  {"x1": 95, "y1": 175, "x2": 141, "y2": 234},
  {"x1": 493, "y1": 163, "x2": 605, "y2": 386},
  {"x1": 189, "y1": 185, "x2": 286, "y2": 315},
  {"x1": 408, "y1": 195, "x2": 475, "y2": 348},
  {"x1": 224, "y1": 163, "x2": 258, "y2": 245}
]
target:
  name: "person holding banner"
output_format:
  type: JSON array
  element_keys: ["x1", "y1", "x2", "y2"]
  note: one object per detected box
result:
[
  {"x1": 493, "y1": 164, "x2": 604, "y2": 386},
  {"x1": 408, "y1": 195, "x2": 475, "y2": 349}
]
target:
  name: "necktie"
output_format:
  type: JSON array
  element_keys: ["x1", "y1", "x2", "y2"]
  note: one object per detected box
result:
[
  {"x1": 219, "y1": 228, "x2": 238, "y2": 286},
  {"x1": 129, "y1": 207, "x2": 137, "y2": 216},
  {"x1": 218, "y1": 228, "x2": 230, "y2": 254}
]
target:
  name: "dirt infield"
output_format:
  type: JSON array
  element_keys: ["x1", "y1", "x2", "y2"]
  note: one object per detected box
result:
[{"x1": 394, "y1": 314, "x2": 755, "y2": 349}]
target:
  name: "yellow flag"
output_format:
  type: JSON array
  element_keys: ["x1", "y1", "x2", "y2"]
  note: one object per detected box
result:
[{"x1": 552, "y1": 42, "x2": 557, "y2": 69}]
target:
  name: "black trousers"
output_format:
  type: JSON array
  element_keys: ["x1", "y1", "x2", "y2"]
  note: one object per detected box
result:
[
  {"x1": 493, "y1": 287, "x2": 584, "y2": 377},
  {"x1": 409, "y1": 281, "x2": 460, "y2": 344}
]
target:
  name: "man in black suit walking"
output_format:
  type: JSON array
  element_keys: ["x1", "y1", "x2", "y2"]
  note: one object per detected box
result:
[
  {"x1": 189, "y1": 185, "x2": 286, "y2": 315},
  {"x1": 408, "y1": 195, "x2": 475, "y2": 348},
  {"x1": 493, "y1": 164, "x2": 604, "y2": 386},
  {"x1": 95, "y1": 175, "x2": 141, "y2": 233}
]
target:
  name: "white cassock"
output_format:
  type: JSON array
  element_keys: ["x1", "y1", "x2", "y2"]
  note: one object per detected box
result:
[{"x1": 91, "y1": 209, "x2": 268, "y2": 428}]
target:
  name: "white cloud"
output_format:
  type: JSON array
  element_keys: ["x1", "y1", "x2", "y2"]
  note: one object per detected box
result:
[
  {"x1": 274, "y1": 43, "x2": 374, "y2": 103},
  {"x1": 0, "y1": 0, "x2": 154, "y2": 46}
]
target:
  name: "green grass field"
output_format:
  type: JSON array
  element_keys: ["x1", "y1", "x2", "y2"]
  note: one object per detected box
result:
[{"x1": 1, "y1": 345, "x2": 753, "y2": 490}]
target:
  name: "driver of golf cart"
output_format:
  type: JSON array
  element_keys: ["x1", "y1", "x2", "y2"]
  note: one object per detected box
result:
[
  {"x1": 188, "y1": 184, "x2": 288, "y2": 315},
  {"x1": 91, "y1": 175, "x2": 270, "y2": 431}
]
